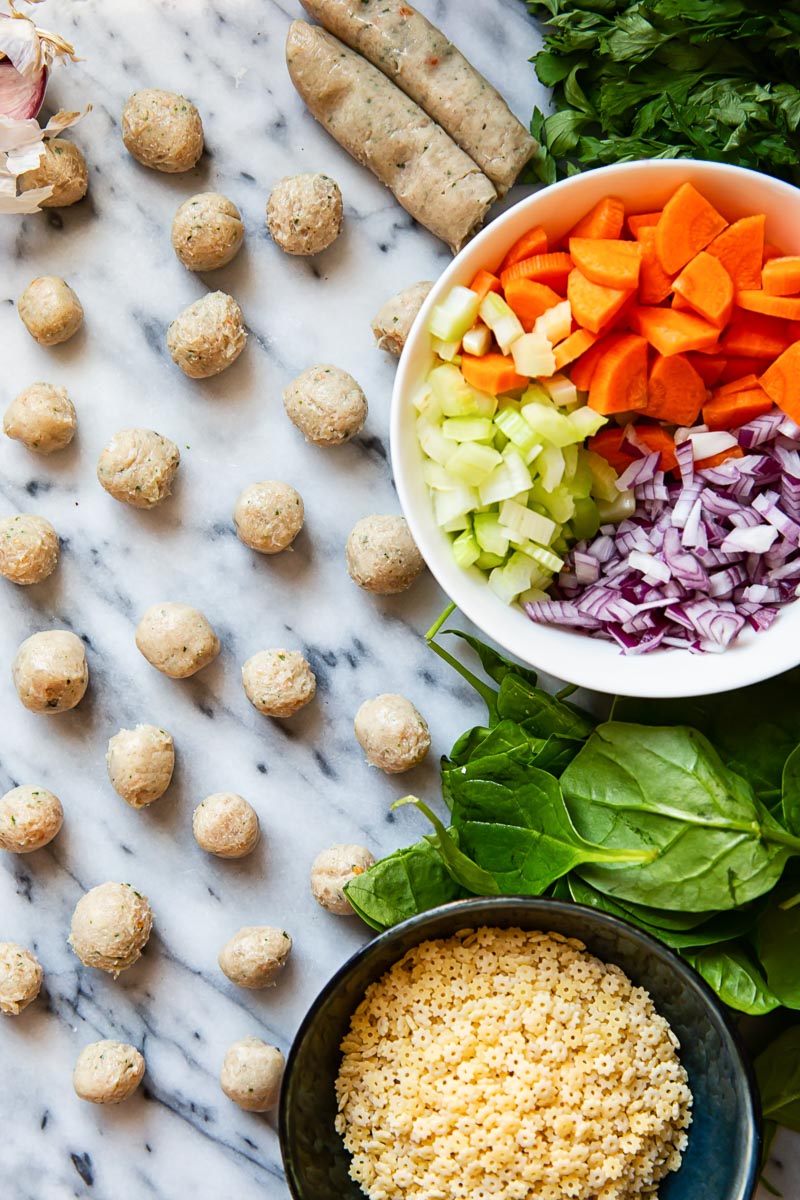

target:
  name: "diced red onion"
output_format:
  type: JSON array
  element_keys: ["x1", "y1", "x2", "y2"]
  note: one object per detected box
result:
[{"x1": 721, "y1": 525, "x2": 778, "y2": 554}]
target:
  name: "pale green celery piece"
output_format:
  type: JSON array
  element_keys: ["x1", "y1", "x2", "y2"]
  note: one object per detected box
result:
[
  {"x1": 597, "y1": 490, "x2": 637, "y2": 523},
  {"x1": 422, "y1": 459, "x2": 459, "y2": 490},
  {"x1": 511, "y1": 331, "x2": 556, "y2": 378},
  {"x1": 571, "y1": 457, "x2": 594, "y2": 500},
  {"x1": 442, "y1": 416, "x2": 494, "y2": 442},
  {"x1": 461, "y1": 323, "x2": 491, "y2": 357},
  {"x1": 441, "y1": 513, "x2": 471, "y2": 533},
  {"x1": 499, "y1": 499, "x2": 557, "y2": 546},
  {"x1": 431, "y1": 336, "x2": 462, "y2": 363},
  {"x1": 475, "y1": 550, "x2": 506, "y2": 570},
  {"x1": 569, "y1": 406, "x2": 607, "y2": 439},
  {"x1": 428, "y1": 285, "x2": 480, "y2": 342},
  {"x1": 447, "y1": 442, "x2": 503, "y2": 485},
  {"x1": 562, "y1": 443, "x2": 579, "y2": 481},
  {"x1": 520, "y1": 403, "x2": 576, "y2": 449},
  {"x1": 494, "y1": 429, "x2": 510, "y2": 452},
  {"x1": 542, "y1": 372, "x2": 579, "y2": 407},
  {"x1": 489, "y1": 550, "x2": 538, "y2": 602},
  {"x1": 530, "y1": 480, "x2": 576, "y2": 523},
  {"x1": 533, "y1": 300, "x2": 572, "y2": 346},
  {"x1": 522, "y1": 441, "x2": 544, "y2": 465},
  {"x1": 474, "y1": 512, "x2": 511, "y2": 557},
  {"x1": 528, "y1": 543, "x2": 564, "y2": 574},
  {"x1": 538, "y1": 444, "x2": 567, "y2": 490},
  {"x1": 521, "y1": 381, "x2": 552, "y2": 406},
  {"x1": 412, "y1": 382, "x2": 435, "y2": 413},
  {"x1": 519, "y1": 585, "x2": 550, "y2": 604},
  {"x1": 433, "y1": 484, "x2": 479, "y2": 527},
  {"x1": 417, "y1": 417, "x2": 454, "y2": 466},
  {"x1": 583, "y1": 449, "x2": 620, "y2": 502},
  {"x1": 429, "y1": 363, "x2": 476, "y2": 416},
  {"x1": 452, "y1": 527, "x2": 481, "y2": 568},
  {"x1": 479, "y1": 449, "x2": 533, "y2": 505},
  {"x1": 494, "y1": 406, "x2": 540, "y2": 455},
  {"x1": 478, "y1": 292, "x2": 524, "y2": 354}
]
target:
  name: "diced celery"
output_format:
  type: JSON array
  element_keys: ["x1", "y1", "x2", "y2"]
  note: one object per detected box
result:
[
  {"x1": 442, "y1": 416, "x2": 494, "y2": 442},
  {"x1": 542, "y1": 372, "x2": 579, "y2": 408},
  {"x1": 434, "y1": 484, "x2": 479, "y2": 527},
  {"x1": 519, "y1": 586, "x2": 550, "y2": 605},
  {"x1": 538, "y1": 445, "x2": 567, "y2": 491},
  {"x1": 423, "y1": 459, "x2": 459, "y2": 490},
  {"x1": 475, "y1": 550, "x2": 506, "y2": 570},
  {"x1": 441, "y1": 514, "x2": 470, "y2": 533},
  {"x1": 461, "y1": 322, "x2": 492, "y2": 357},
  {"x1": 583, "y1": 449, "x2": 620, "y2": 502},
  {"x1": 494, "y1": 406, "x2": 540, "y2": 455},
  {"x1": 569, "y1": 405, "x2": 608, "y2": 440},
  {"x1": 522, "y1": 441, "x2": 544, "y2": 465},
  {"x1": 562, "y1": 444, "x2": 579, "y2": 482},
  {"x1": 474, "y1": 512, "x2": 510, "y2": 557},
  {"x1": 570, "y1": 457, "x2": 593, "y2": 500},
  {"x1": 412, "y1": 383, "x2": 434, "y2": 413},
  {"x1": 447, "y1": 442, "x2": 503, "y2": 485},
  {"x1": 429, "y1": 364, "x2": 477, "y2": 416},
  {"x1": 510, "y1": 490, "x2": 530, "y2": 506},
  {"x1": 522, "y1": 381, "x2": 553, "y2": 406},
  {"x1": 431, "y1": 336, "x2": 462, "y2": 363},
  {"x1": 499, "y1": 499, "x2": 557, "y2": 546},
  {"x1": 520, "y1": 403, "x2": 576, "y2": 449},
  {"x1": 571, "y1": 497, "x2": 600, "y2": 540},
  {"x1": 597, "y1": 490, "x2": 637, "y2": 523},
  {"x1": 530, "y1": 481, "x2": 575, "y2": 524},
  {"x1": 479, "y1": 292, "x2": 524, "y2": 354},
  {"x1": 428, "y1": 286, "x2": 481, "y2": 342},
  {"x1": 534, "y1": 300, "x2": 572, "y2": 346},
  {"x1": 528, "y1": 543, "x2": 564, "y2": 574},
  {"x1": 511, "y1": 332, "x2": 556, "y2": 379},
  {"x1": 489, "y1": 551, "x2": 538, "y2": 603},
  {"x1": 479, "y1": 448, "x2": 533, "y2": 505},
  {"x1": 417, "y1": 417, "x2": 454, "y2": 465},
  {"x1": 452, "y1": 527, "x2": 481, "y2": 568},
  {"x1": 493, "y1": 429, "x2": 509, "y2": 452}
]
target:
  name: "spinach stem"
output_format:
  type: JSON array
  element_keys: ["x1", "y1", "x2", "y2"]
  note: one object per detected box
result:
[
  {"x1": 424, "y1": 602, "x2": 456, "y2": 642},
  {"x1": 762, "y1": 827, "x2": 800, "y2": 853},
  {"x1": 424, "y1": 610, "x2": 497, "y2": 711},
  {"x1": 556, "y1": 683, "x2": 578, "y2": 701},
  {"x1": 779, "y1": 890, "x2": 800, "y2": 912}
]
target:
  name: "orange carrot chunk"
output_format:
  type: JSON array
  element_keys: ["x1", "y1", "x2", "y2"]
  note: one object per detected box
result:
[
  {"x1": 568, "y1": 195, "x2": 625, "y2": 240},
  {"x1": 627, "y1": 212, "x2": 662, "y2": 238},
  {"x1": 460, "y1": 352, "x2": 528, "y2": 396},
  {"x1": 655, "y1": 182, "x2": 728, "y2": 275},
  {"x1": 736, "y1": 290, "x2": 800, "y2": 320},
  {"x1": 568, "y1": 237, "x2": 642, "y2": 290},
  {"x1": 695, "y1": 446, "x2": 745, "y2": 471},
  {"x1": 503, "y1": 278, "x2": 562, "y2": 331},
  {"x1": 714, "y1": 373, "x2": 761, "y2": 397},
  {"x1": 686, "y1": 353, "x2": 727, "y2": 386},
  {"x1": 645, "y1": 353, "x2": 707, "y2": 426},
  {"x1": 499, "y1": 252, "x2": 573, "y2": 292},
  {"x1": 638, "y1": 226, "x2": 675, "y2": 305},
  {"x1": 703, "y1": 386, "x2": 773, "y2": 431},
  {"x1": 553, "y1": 328, "x2": 599, "y2": 371},
  {"x1": 671, "y1": 251, "x2": 734, "y2": 328},
  {"x1": 469, "y1": 269, "x2": 502, "y2": 304},
  {"x1": 705, "y1": 214, "x2": 765, "y2": 290},
  {"x1": 628, "y1": 306, "x2": 721, "y2": 356},
  {"x1": 760, "y1": 341, "x2": 800, "y2": 425},
  {"x1": 567, "y1": 269, "x2": 633, "y2": 334},
  {"x1": 632, "y1": 425, "x2": 679, "y2": 473},
  {"x1": 720, "y1": 310, "x2": 792, "y2": 359},
  {"x1": 569, "y1": 336, "x2": 611, "y2": 391},
  {"x1": 763, "y1": 257, "x2": 800, "y2": 297},
  {"x1": 717, "y1": 356, "x2": 772, "y2": 385},
  {"x1": 498, "y1": 225, "x2": 548, "y2": 272},
  {"x1": 588, "y1": 334, "x2": 648, "y2": 415},
  {"x1": 587, "y1": 426, "x2": 630, "y2": 474}
]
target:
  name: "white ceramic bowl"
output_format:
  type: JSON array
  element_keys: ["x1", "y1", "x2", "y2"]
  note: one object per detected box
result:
[{"x1": 391, "y1": 160, "x2": 800, "y2": 698}]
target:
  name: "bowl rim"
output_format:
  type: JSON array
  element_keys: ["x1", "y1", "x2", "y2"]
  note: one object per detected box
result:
[
  {"x1": 390, "y1": 158, "x2": 800, "y2": 698},
  {"x1": 279, "y1": 893, "x2": 763, "y2": 1200}
]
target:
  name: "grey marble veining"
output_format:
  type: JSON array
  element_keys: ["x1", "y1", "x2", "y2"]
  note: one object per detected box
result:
[{"x1": 0, "y1": 2, "x2": 795, "y2": 1198}]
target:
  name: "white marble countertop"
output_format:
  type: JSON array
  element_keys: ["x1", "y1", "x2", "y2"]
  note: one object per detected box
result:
[{"x1": 0, "y1": 2, "x2": 795, "y2": 1197}]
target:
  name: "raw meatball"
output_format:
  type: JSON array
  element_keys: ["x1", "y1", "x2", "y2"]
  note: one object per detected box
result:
[
  {"x1": 106, "y1": 725, "x2": 175, "y2": 808},
  {"x1": 69, "y1": 882, "x2": 153, "y2": 976},
  {"x1": 354, "y1": 693, "x2": 430, "y2": 773},
  {"x1": 218, "y1": 926, "x2": 292, "y2": 989},
  {"x1": 0, "y1": 785, "x2": 63, "y2": 853},
  {"x1": 0, "y1": 514, "x2": 59, "y2": 585},
  {"x1": 310, "y1": 843, "x2": 375, "y2": 915},
  {"x1": 171, "y1": 192, "x2": 244, "y2": 272},
  {"x1": 12, "y1": 630, "x2": 88, "y2": 713},
  {"x1": 283, "y1": 364, "x2": 367, "y2": 446},
  {"x1": 233, "y1": 481, "x2": 304, "y2": 554},
  {"x1": 122, "y1": 89, "x2": 203, "y2": 173},
  {"x1": 73, "y1": 1040, "x2": 145, "y2": 1105},
  {"x1": 346, "y1": 515, "x2": 424, "y2": 594},
  {"x1": 220, "y1": 1037, "x2": 285, "y2": 1112},
  {"x1": 0, "y1": 943, "x2": 42, "y2": 1015},
  {"x1": 18, "y1": 138, "x2": 88, "y2": 207},
  {"x1": 135, "y1": 603, "x2": 220, "y2": 679},
  {"x1": 371, "y1": 281, "x2": 433, "y2": 355},
  {"x1": 267, "y1": 172, "x2": 343, "y2": 256},
  {"x1": 97, "y1": 428, "x2": 180, "y2": 509},
  {"x1": 3, "y1": 382, "x2": 77, "y2": 454},
  {"x1": 167, "y1": 291, "x2": 246, "y2": 379},
  {"x1": 192, "y1": 792, "x2": 260, "y2": 859},
  {"x1": 18, "y1": 276, "x2": 83, "y2": 346},
  {"x1": 242, "y1": 649, "x2": 316, "y2": 718}
]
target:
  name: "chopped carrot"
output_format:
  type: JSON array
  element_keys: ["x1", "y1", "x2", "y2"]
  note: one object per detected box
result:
[
  {"x1": 568, "y1": 237, "x2": 642, "y2": 290},
  {"x1": 568, "y1": 195, "x2": 625, "y2": 240},
  {"x1": 655, "y1": 182, "x2": 728, "y2": 275},
  {"x1": 686, "y1": 353, "x2": 727, "y2": 386},
  {"x1": 645, "y1": 353, "x2": 707, "y2": 426},
  {"x1": 587, "y1": 334, "x2": 648, "y2": 415},
  {"x1": 695, "y1": 445, "x2": 745, "y2": 470},
  {"x1": 717, "y1": 355, "x2": 772, "y2": 384},
  {"x1": 633, "y1": 425, "x2": 678, "y2": 473},
  {"x1": 763, "y1": 257, "x2": 800, "y2": 297},
  {"x1": 671, "y1": 291, "x2": 692, "y2": 311},
  {"x1": 763, "y1": 243, "x2": 783, "y2": 264},
  {"x1": 760, "y1": 341, "x2": 800, "y2": 425},
  {"x1": 567, "y1": 269, "x2": 633, "y2": 334},
  {"x1": 569, "y1": 336, "x2": 611, "y2": 391},
  {"x1": 703, "y1": 386, "x2": 773, "y2": 430},
  {"x1": 714, "y1": 373, "x2": 761, "y2": 397},
  {"x1": 736, "y1": 290, "x2": 800, "y2": 320},
  {"x1": 672, "y1": 251, "x2": 734, "y2": 328},
  {"x1": 628, "y1": 306, "x2": 721, "y2": 356},
  {"x1": 498, "y1": 225, "x2": 548, "y2": 272},
  {"x1": 638, "y1": 226, "x2": 675, "y2": 305},
  {"x1": 503, "y1": 278, "x2": 562, "y2": 331},
  {"x1": 720, "y1": 310, "x2": 792, "y2": 358},
  {"x1": 553, "y1": 328, "x2": 599, "y2": 371},
  {"x1": 468, "y1": 269, "x2": 502, "y2": 304},
  {"x1": 587, "y1": 427, "x2": 630, "y2": 474},
  {"x1": 500, "y1": 252, "x2": 573, "y2": 292},
  {"x1": 705, "y1": 214, "x2": 765, "y2": 290},
  {"x1": 627, "y1": 212, "x2": 662, "y2": 238},
  {"x1": 460, "y1": 352, "x2": 528, "y2": 396}
]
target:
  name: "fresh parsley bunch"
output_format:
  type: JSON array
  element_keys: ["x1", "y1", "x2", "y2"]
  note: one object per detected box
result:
[{"x1": 525, "y1": 0, "x2": 800, "y2": 184}]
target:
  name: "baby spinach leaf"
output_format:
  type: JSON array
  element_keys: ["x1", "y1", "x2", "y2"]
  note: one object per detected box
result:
[
  {"x1": 447, "y1": 720, "x2": 541, "y2": 771},
  {"x1": 393, "y1": 797, "x2": 500, "y2": 896},
  {"x1": 441, "y1": 629, "x2": 540, "y2": 690},
  {"x1": 754, "y1": 895, "x2": 800, "y2": 1010},
  {"x1": 496, "y1": 673, "x2": 595, "y2": 739},
  {"x1": 562, "y1": 723, "x2": 797, "y2": 912},
  {"x1": 682, "y1": 944, "x2": 780, "y2": 1016},
  {"x1": 782, "y1": 744, "x2": 800, "y2": 838},
  {"x1": 756, "y1": 1027, "x2": 800, "y2": 1131},
  {"x1": 343, "y1": 839, "x2": 465, "y2": 932}
]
